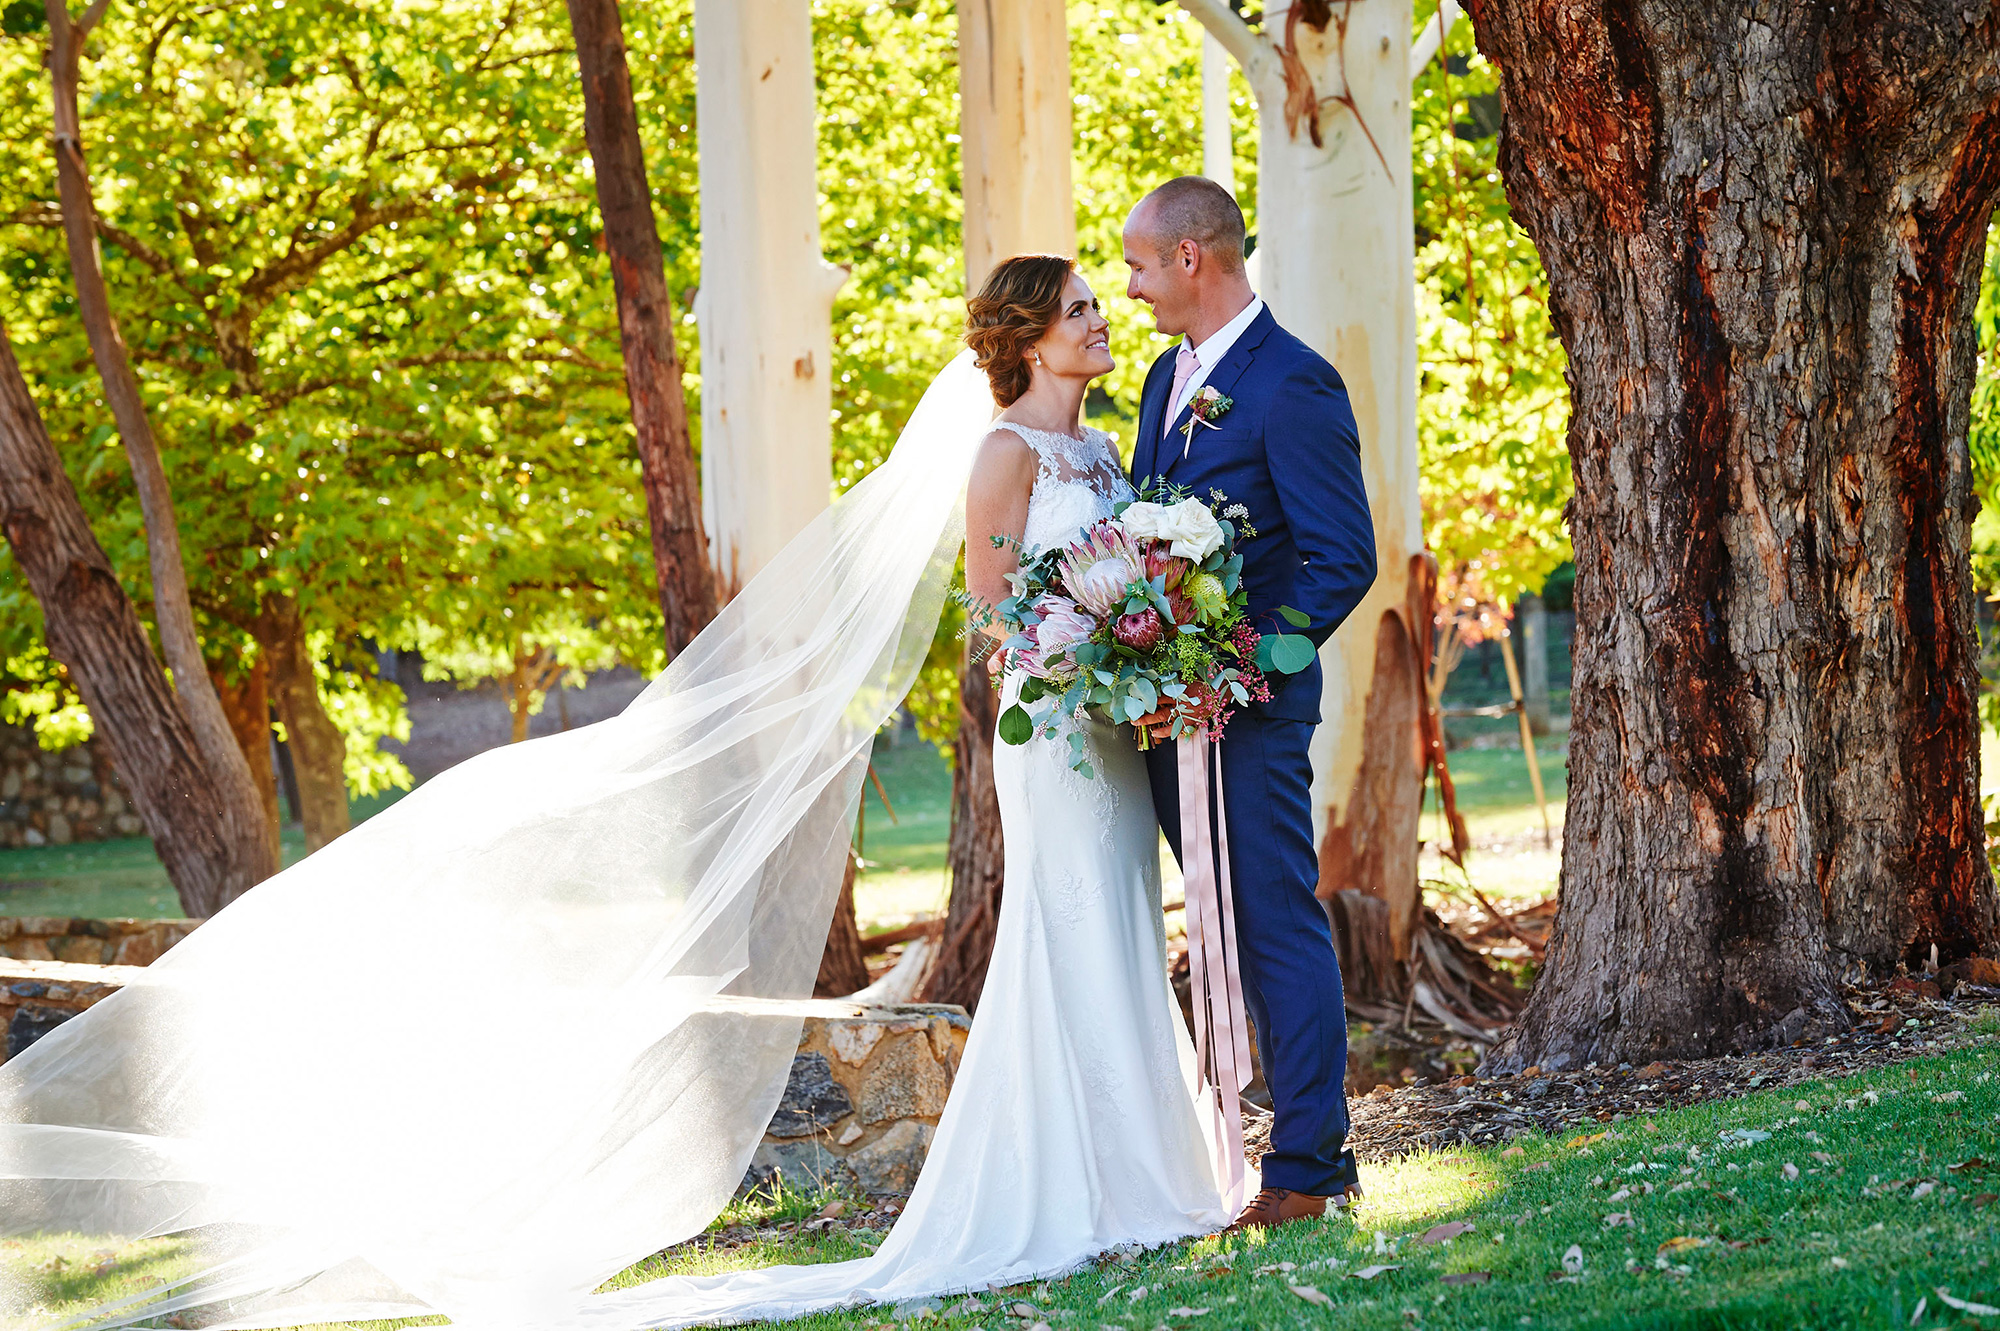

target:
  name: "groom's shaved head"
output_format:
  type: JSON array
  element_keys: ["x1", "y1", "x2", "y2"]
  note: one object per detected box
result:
[{"x1": 1131, "y1": 177, "x2": 1247, "y2": 274}]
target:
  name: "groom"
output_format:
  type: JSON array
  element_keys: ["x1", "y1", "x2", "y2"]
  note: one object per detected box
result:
[{"x1": 1124, "y1": 177, "x2": 1377, "y2": 1231}]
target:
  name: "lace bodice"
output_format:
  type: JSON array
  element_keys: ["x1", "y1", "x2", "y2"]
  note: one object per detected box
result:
[{"x1": 993, "y1": 420, "x2": 1134, "y2": 554}]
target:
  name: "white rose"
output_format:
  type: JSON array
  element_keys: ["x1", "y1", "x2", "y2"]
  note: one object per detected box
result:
[
  {"x1": 1155, "y1": 498, "x2": 1225, "y2": 561},
  {"x1": 1118, "y1": 501, "x2": 1168, "y2": 542}
]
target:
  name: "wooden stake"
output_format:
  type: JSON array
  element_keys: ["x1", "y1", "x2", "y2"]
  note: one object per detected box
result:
[{"x1": 1497, "y1": 618, "x2": 1551, "y2": 849}]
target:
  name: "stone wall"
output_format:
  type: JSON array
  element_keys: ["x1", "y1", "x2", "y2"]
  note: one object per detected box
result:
[
  {"x1": 740, "y1": 1001, "x2": 970, "y2": 1198},
  {"x1": 0, "y1": 958, "x2": 141, "y2": 1060},
  {"x1": 0, "y1": 727, "x2": 144, "y2": 848},
  {"x1": 0, "y1": 917, "x2": 198, "y2": 965}
]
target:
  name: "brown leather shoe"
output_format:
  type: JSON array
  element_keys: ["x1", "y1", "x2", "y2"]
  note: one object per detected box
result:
[{"x1": 1223, "y1": 1183, "x2": 1363, "y2": 1234}]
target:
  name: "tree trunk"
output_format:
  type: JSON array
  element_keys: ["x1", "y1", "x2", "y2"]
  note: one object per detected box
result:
[
  {"x1": 1518, "y1": 592, "x2": 1550, "y2": 736},
  {"x1": 814, "y1": 847, "x2": 872, "y2": 998},
  {"x1": 956, "y1": 0, "x2": 1077, "y2": 279},
  {"x1": 42, "y1": 0, "x2": 277, "y2": 896},
  {"x1": 1182, "y1": 0, "x2": 1426, "y2": 956},
  {"x1": 566, "y1": 0, "x2": 718, "y2": 654},
  {"x1": 921, "y1": 651, "x2": 1005, "y2": 1011},
  {"x1": 0, "y1": 324, "x2": 257, "y2": 916},
  {"x1": 693, "y1": 1, "x2": 847, "y2": 600},
  {"x1": 209, "y1": 656, "x2": 281, "y2": 864},
  {"x1": 1468, "y1": 0, "x2": 2000, "y2": 1069},
  {"x1": 255, "y1": 596, "x2": 349, "y2": 853},
  {"x1": 505, "y1": 646, "x2": 563, "y2": 744}
]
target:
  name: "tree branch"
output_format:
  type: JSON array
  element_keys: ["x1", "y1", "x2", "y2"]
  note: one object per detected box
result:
[
  {"x1": 1411, "y1": 0, "x2": 1463, "y2": 81},
  {"x1": 1176, "y1": 0, "x2": 1284, "y2": 101}
]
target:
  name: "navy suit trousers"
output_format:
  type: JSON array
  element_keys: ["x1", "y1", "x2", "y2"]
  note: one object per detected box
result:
[{"x1": 1144, "y1": 714, "x2": 1358, "y2": 1195}]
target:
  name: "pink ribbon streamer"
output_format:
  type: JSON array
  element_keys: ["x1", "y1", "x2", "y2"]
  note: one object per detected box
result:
[{"x1": 1177, "y1": 733, "x2": 1254, "y2": 1217}]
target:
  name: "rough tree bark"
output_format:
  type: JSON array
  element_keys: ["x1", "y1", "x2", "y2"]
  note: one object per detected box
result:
[
  {"x1": 923, "y1": 658, "x2": 1005, "y2": 1010},
  {"x1": 43, "y1": 0, "x2": 277, "y2": 898},
  {"x1": 254, "y1": 596, "x2": 349, "y2": 853},
  {"x1": 814, "y1": 849, "x2": 872, "y2": 998},
  {"x1": 208, "y1": 656, "x2": 281, "y2": 864},
  {"x1": 567, "y1": 0, "x2": 717, "y2": 654},
  {"x1": 1469, "y1": 0, "x2": 2000, "y2": 1069},
  {"x1": 0, "y1": 326, "x2": 254, "y2": 916}
]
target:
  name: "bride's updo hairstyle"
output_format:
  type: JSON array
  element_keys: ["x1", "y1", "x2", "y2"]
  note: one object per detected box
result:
[{"x1": 964, "y1": 253, "x2": 1075, "y2": 407}]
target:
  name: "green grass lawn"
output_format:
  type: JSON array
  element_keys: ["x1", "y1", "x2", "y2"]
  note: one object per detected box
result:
[{"x1": 10, "y1": 1038, "x2": 1999, "y2": 1329}]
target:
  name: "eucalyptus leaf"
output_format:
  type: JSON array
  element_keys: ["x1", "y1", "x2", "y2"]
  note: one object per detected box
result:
[{"x1": 997, "y1": 704, "x2": 1034, "y2": 746}]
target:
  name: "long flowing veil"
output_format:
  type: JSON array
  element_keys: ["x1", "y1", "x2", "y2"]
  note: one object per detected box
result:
[{"x1": 0, "y1": 351, "x2": 995, "y2": 1330}]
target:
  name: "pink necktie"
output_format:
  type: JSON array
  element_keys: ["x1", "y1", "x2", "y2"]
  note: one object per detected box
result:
[{"x1": 1163, "y1": 341, "x2": 1200, "y2": 440}]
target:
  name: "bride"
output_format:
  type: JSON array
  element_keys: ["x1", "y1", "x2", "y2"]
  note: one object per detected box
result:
[{"x1": 0, "y1": 255, "x2": 1228, "y2": 1330}]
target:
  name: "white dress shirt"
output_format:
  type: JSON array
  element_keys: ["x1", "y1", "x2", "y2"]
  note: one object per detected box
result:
[{"x1": 1168, "y1": 295, "x2": 1266, "y2": 425}]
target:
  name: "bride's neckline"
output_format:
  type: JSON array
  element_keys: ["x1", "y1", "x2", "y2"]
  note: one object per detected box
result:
[{"x1": 996, "y1": 418, "x2": 1096, "y2": 443}]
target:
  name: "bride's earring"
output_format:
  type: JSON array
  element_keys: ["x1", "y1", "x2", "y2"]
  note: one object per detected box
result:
[{"x1": 1031, "y1": 353, "x2": 1041, "y2": 367}]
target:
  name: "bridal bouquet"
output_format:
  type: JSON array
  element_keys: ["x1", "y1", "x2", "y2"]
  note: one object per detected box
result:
[{"x1": 990, "y1": 485, "x2": 1317, "y2": 776}]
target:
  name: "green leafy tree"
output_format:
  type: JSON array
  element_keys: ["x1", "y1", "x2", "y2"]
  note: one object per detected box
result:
[
  {"x1": 1412, "y1": 24, "x2": 1571, "y2": 624},
  {"x1": 0, "y1": 0, "x2": 666, "y2": 829}
]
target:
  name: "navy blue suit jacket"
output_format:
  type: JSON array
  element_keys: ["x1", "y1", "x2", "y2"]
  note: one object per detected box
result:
[{"x1": 1130, "y1": 306, "x2": 1377, "y2": 724}]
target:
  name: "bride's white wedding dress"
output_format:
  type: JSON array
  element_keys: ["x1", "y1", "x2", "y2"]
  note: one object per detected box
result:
[
  {"x1": 590, "y1": 422, "x2": 1226, "y2": 1327},
  {"x1": 0, "y1": 357, "x2": 1223, "y2": 1331}
]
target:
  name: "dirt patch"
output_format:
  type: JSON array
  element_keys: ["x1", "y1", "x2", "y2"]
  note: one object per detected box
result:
[{"x1": 1344, "y1": 978, "x2": 2000, "y2": 1160}]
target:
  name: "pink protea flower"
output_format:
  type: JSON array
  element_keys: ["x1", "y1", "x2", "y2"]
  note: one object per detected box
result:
[
  {"x1": 1144, "y1": 546, "x2": 1191, "y2": 592},
  {"x1": 1058, "y1": 521, "x2": 1147, "y2": 617},
  {"x1": 1114, "y1": 607, "x2": 1165, "y2": 652},
  {"x1": 1017, "y1": 595, "x2": 1095, "y2": 679}
]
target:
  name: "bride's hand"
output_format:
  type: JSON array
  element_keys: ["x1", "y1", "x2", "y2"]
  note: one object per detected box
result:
[{"x1": 985, "y1": 646, "x2": 1005, "y2": 678}]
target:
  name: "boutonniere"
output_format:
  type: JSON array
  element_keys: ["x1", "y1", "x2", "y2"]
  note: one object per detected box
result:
[{"x1": 1180, "y1": 385, "x2": 1233, "y2": 457}]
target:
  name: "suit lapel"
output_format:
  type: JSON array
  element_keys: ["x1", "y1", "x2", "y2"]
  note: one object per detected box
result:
[
  {"x1": 1132, "y1": 351, "x2": 1175, "y2": 487},
  {"x1": 1163, "y1": 306, "x2": 1276, "y2": 479}
]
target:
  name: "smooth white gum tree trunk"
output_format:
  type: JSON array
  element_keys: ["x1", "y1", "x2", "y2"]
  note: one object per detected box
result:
[
  {"x1": 694, "y1": 0, "x2": 847, "y2": 599},
  {"x1": 1202, "y1": 30, "x2": 1237, "y2": 195},
  {"x1": 1180, "y1": 0, "x2": 1426, "y2": 958},
  {"x1": 957, "y1": 0, "x2": 1077, "y2": 286}
]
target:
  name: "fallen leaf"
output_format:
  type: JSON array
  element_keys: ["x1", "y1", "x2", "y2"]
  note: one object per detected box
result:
[
  {"x1": 1288, "y1": 1284, "x2": 1332, "y2": 1307},
  {"x1": 1657, "y1": 1236, "x2": 1708, "y2": 1255},
  {"x1": 1910, "y1": 1295, "x2": 1928, "y2": 1326},
  {"x1": 1011, "y1": 1302, "x2": 1041, "y2": 1318},
  {"x1": 1350, "y1": 1265, "x2": 1402, "y2": 1280},
  {"x1": 1795, "y1": 1100, "x2": 1812, "y2": 1112},
  {"x1": 1124, "y1": 1286, "x2": 1148, "y2": 1302},
  {"x1": 1949, "y1": 1159, "x2": 1990, "y2": 1173},
  {"x1": 1608, "y1": 1187, "x2": 1632, "y2": 1202},
  {"x1": 1439, "y1": 1271, "x2": 1492, "y2": 1286},
  {"x1": 1811, "y1": 1152, "x2": 1836, "y2": 1165},
  {"x1": 1163, "y1": 1308, "x2": 1209, "y2": 1318},
  {"x1": 1935, "y1": 1288, "x2": 2000, "y2": 1316},
  {"x1": 1830, "y1": 1256, "x2": 1850, "y2": 1269},
  {"x1": 1603, "y1": 1212, "x2": 1634, "y2": 1228},
  {"x1": 1972, "y1": 1193, "x2": 1999, "y2": 1208},
  {"x1": 1524, "y1": 1161, "x2": 1553, "y2": 1172},
  {"x1": 1501, "y1": 1146, "x2": 1525, "y2": 1158},
  {"x1": 1095, "y1": 1286, "x2": 1125, "y2": 1306},
  {"x1": 1911, "y1": 1181, "x2": 1937, "y2": 1201},
  {"x1": 1782, "y1": 1163, "x2": 1800, "y2": 1181},
  {"x1": 816, "y1": 1201, "x2": 847, "y2": 1219},
  {"x1": 1418, "y1": 1222, "x2": 1475, "y2": 1245},
  {"x1": 1252, "y1": 1262, "x2": 1296, "y2": 1276},
  {"x1": 1726, "y1": 1129, "x2": 1772, "y2": 1144},
  {"x1": 1373, "y1": 1231, "x2": 1391, "y2": 1255},
  {"x1": 1567, "y1": 1132, "x2": 1610, "y2": 1149},
  {"x1": 1562, "y1": 1245, "x2": 1585, "y2": 1275}
]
